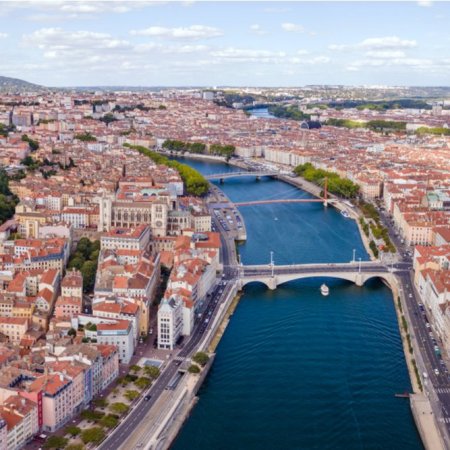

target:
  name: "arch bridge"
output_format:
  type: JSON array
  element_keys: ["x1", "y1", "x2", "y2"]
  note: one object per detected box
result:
[{"x1": 230, "y1": 261, "x2": 394, "y2": 290}]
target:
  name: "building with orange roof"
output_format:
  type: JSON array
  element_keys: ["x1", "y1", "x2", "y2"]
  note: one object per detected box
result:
[
  {"x1": 0, "y1": 395, "x2": 39, "y2": 449},
  {"x1": 73, "y1": 314, "x2": 135, "y2": 363},
  {"x1": 93, "y1": 297, "x2": 140, "y2": 344},
  {"x1": 29, "y1": 372, "x2": 73, "y2": 432},
  {"x1": 58, "y1": 268, "x2": 83, "y2": 302}
]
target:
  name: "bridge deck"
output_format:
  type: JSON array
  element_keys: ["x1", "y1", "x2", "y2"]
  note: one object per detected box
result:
[
  {"x1": 235, "y1": 198, "x2": 331, "y2": 206},
  {"x1": 206, "y1": 171, "x2": 280, "y2": 180}
]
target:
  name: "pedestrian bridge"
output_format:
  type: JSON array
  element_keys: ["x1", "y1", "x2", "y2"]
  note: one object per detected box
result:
[
  {"x1": 205, "y1": 171, "x2": 282, "y2": 181},
  {"x1": 230, "y1": 261, "x2": 395, "y2": 290}
]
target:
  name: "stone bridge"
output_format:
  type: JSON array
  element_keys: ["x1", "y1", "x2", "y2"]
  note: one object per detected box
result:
[
  {"x1": 231, "y1": 261, "x2": 395, "y2": 290},
  {"x1": 205, "y1": 171, "x2": 283, "y2": 181}
]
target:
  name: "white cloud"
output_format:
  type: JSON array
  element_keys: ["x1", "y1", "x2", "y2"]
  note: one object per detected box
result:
[
  {"x1": 0, "y1": 33, "x2": 8, "y2": 38},
  {"x1": 359, "y1": 36, "x2": 417, "y2": 50},
  {"x1": 330, "y1": 36, "x2": 417, "y2": 52},
  {"x1": 348, "y1": 57, "x2": 434, "y2": 70},
  {"x1": 23, "y1": 28, "x2": 131, "y2": 52},
  {"x1": 417, "y1": 1, "x2": 433, "y2": 6},
  {"x1": 289, "y1": 55, "x2": 330, "y2": 65},
  {"x1": 297, "y1": 49, "x2": 310, "y2": 55},
  {"x1": 281, "y1": 23, "x2": 304, "y2": 33},
  {"x1": 365, "y1": 50, "x2": 406, "y2": 58},
  {"x1": 130, "y1": 25, "x2": 223, "y2": 40}
]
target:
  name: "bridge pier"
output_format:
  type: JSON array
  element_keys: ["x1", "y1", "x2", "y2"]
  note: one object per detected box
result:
[
  {"x1": 267, "y1": 277, "x2": 277, "y2": 290},
  {"x1": 354, "y1": 273, "x2": 364, "y2": 287}
]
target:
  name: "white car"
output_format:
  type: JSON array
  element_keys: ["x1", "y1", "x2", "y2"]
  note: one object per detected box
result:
[{"x1": 435, "y1": 369, "x2": 440, "y2": 376}]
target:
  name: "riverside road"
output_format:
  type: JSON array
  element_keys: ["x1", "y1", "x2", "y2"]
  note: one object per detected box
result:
[{"x1": 98, "y1": 280, "x2": 235, "y2": 450}]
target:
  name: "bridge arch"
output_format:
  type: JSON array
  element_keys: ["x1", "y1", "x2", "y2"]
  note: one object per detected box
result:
[
  {"x1": 240, "y1": 271, "x2": 395, "y2": 291},
  {"x1": 240, "y1": 279, "x2": 276, "y2": 290}
]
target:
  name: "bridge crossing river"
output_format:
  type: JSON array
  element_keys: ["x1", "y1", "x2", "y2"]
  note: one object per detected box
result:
[{"x1": 172, "y1": 156, "x2": 422, "y2": 450}]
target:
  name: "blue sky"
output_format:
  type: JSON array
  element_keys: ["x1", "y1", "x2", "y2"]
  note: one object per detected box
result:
[{"x1": 0, "y1": 1, "x2": 449, "y2": 87}]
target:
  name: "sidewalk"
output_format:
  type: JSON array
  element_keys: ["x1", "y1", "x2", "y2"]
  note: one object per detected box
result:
[{"x1": 411, "y1": 394, "x2": 445, "y2": 450}]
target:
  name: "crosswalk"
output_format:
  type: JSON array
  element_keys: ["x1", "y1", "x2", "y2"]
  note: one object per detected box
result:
[
  {"x1": 436, "y1": 387, "x2": 450, "y2": 394},
  {"x1": 438, "y1": 417, "x2": 450, "y2": 424}
]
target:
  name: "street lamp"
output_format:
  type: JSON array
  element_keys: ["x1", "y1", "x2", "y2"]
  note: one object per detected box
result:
[
  {"x1": 270, "y1": 251, "x2": 274, "y2": 278},
  {"x1": 352, "y1": 249, "x2": 356, "y2": 263},
  {"x1": 358, "y1": 257, "x2": 362, "y2": 274}
]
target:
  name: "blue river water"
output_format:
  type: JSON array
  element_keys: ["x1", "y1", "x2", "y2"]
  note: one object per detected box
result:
[{"x1": 172, "y1": 157, "x2": 422, "y2": 450}]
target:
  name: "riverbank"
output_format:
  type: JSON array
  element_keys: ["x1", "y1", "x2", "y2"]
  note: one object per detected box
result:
[
  {"x1": 392, "y1": 277, "x2": 446, "y2": 450},
  {"x1": 157, "y1": 281, "x2": 240, "y2": 450},
  {"x1": 167, "y1": 153, "x2": 424, "y2": 448},
  {"x1": 158, "y1": 149, "x2": 228, "y2": 163}
]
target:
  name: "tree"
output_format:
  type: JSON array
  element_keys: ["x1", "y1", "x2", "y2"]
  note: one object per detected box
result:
[
  {"x1": 65, "y1": 425, "x2": 81, "y2": 437},
  {"x1": 67, "y1": 328, "x2": 77, "y2": 337},
  {"x1": 100, "y1": 414, "x2": 119, "y2": 429},
  {"x1": 126, "y1": 144, "x2": 209, "y2": 196},
  {"x1": 144, "y1": 365, "x2": 160, "y2": 380},
  {"x1": 134, "y1": 377, "x2": 151, "y2": 390},
  {"x1": 124, "y1": 389, "x2": 140, "y2": 401},
  {"x1": 188, "y1": 364, "x2": 200, "y2": 374},
  {"x1": 68, "y1": 256, "x2": 85, "y2": 270},
  {"x1": 21, "y1": 134, "x2": 39, "y2": 151},
  {"x1": 80, "y1": 260, "x2": 97, "y2": 293},
  {"x1": 44, "y1": 436, "x2": 68, "y2": 449},
  {"x1": 109, "y1": 402, "x2": 129, "y2": 415},
  {"x1": 80, "y1": 409, "x2": 104, "y2": 422},
  {"x1": 192, "y1": 352, "x2": 210, "y2": 367},
  {"x1": 130, "y1": 364, "x2": 142, "y2": 373},
  {"x1": 93, "y1": 397, "x2": 108, "y2": 408},
  {"x1": 75, "y1": 132, "x2": 97, "y2": 142},
  {"x1": 80, "y1": 427, "x2": 105, "y2": 445}
]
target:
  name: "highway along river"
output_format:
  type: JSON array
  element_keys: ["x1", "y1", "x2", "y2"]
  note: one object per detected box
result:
[{"x1": 171, "y1": 157, "x2": 423, "y2": 449}]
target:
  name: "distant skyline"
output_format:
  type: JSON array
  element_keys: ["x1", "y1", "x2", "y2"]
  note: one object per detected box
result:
[{"x1": 0, "y1": 0, "x2": 449, "y2": 87}]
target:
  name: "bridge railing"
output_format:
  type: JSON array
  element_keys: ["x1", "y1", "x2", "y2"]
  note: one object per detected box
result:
[{"x1": 237, "y1": 261, "x2": 384, "y2": 271}]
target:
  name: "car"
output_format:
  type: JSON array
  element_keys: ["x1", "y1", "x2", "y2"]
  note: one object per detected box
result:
[
  {"x1": 408, "y1": 294, "x2": 413, "y2": 298},
  {"x1": 149, "y1": 328, "x2": 153, "y2": 335},
  {"x1": 435, "y1": 369, "x2": 440, "y2": 376},
  {"x1": 144, "y1": 394, "x2": 152, "y2": 401},
  {"x1": 426, "y1": 323, "x2": 431, "y2": 329}
]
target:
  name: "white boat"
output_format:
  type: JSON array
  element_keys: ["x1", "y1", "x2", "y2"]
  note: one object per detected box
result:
[
  {"x1": 274, "y1": 217, "x2": 278, "y2": 221},
  {"x1": 320, "y1": 284, "x2": 329, "y2": 296},
  {"x1": 340, "y1": 210, "x2": 350, "y2": 218}
]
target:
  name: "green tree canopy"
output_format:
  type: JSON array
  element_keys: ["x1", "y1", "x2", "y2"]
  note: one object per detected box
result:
[
  {"x1": 192, "y1": 352, "x2": 210, "y2": 367},
  {"x1": 44, "y1": 436, "x2": 68, "y2": 449},
  {"x1": 109, "y1": 402, "x2": 129, "y2": 415},
  {"x1": 188, "y1": 364, "x2": 201, "y2": 374},
  {"x1": 80, "y1": 427, "x2": 105, "y2": 445}
]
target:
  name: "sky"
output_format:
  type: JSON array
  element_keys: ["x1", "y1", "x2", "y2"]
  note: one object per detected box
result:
[{"x1": 0, "y1": 0, "x2": 449, "y2": 87}]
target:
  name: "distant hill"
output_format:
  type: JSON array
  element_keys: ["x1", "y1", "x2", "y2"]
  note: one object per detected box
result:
[{"x1": 0, "y1": 75, "x2": 46, "y2": 92}]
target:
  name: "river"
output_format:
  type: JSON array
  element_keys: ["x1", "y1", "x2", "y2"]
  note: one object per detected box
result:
[{"x1": 172, "y1": 157, "x2": 422, "y2": 449}]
